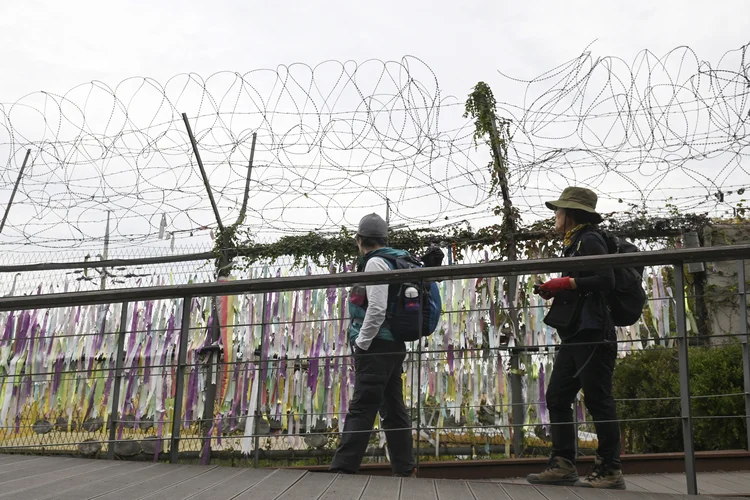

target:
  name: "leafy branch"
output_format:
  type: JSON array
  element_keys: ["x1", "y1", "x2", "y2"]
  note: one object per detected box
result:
[
  {"x1": 215, "y1": 213, "x2": 711, "y2": 271},
  {"x1": 464, "y1": 82, "x2": 518, "y2": 257}
]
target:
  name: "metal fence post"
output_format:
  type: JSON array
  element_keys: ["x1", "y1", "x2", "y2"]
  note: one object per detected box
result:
[
  {"x1": 510, "y1": 350, "x2": 524, "y2": 457},
  {"x1": 253, "y1": 292, "x2": 268, "y2": 468},
  {"x1": 573, "y1": 397, "x2": 579, "y2": 459},
  {"x1": 107, "y1": 301, "x2": 129, "y2": 460},
  {"x1": 170, "y1": 295, "x2": 192, "y2": 464},
  {"x1": 200, "y1": 302, "x2": 221, "y2": 464},
  {"x1": 508, "y1": 276, "x2": 524, "y2": 458},
  {"x1": 674, "y1": 263, "x2": 697, "y2": 495},
  {"x1": 415, "y1": 280, "x2": 425, "y2": 474},
  {"x1": 737, "y1": 260, "x2": 750, "y2": 451}
]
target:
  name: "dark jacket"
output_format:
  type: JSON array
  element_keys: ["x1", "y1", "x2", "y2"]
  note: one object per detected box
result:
[{"x1": 555, "y1": 226, "x2": 615, "y2": 341}]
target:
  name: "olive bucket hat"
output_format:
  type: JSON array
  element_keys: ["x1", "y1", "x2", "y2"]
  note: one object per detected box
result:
[{"x1": 545, "y1": 186, "x2": 603, "y2": 224}]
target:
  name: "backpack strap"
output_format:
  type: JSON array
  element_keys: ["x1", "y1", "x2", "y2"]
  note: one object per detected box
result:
[
  {"x1": 356, "y1": 252, "x2": 401, "y2": 314},
  {"x1": 564, "y1": 228, "x2": 592, "y2": 257},
  {"x1": 572, "y1": 228, "x2": 614, "y2": 257}
]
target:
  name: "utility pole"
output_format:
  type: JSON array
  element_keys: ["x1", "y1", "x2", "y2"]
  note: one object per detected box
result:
[{"x1": 101, "y1": 211, "x2": 111, "y2": 290}]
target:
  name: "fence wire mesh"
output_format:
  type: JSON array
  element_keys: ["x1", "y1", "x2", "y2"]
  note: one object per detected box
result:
[{"x1": 0, "y1": 254, "x2": 748, "y2": 467}]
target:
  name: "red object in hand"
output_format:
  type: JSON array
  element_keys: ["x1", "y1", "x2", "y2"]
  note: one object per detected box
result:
[{"x1": 539, "y1": 277, "x2": 573, "y2": 296}]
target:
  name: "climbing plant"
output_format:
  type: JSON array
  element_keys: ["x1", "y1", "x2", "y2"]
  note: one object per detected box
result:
[
  {"x1": 212, "y1": 213, "x2": 711, "y2": 271},
  {"x1": 209, "y1": 79, "x2": 724, "y2": 274},
  {"x1": 464, "y1": 81, "x2": 518, "y2": 258}
]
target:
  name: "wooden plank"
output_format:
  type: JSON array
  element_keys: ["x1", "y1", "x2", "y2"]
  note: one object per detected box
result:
[
  {"x1": 705, "y1": 472, "x2": 750, "y2": 491},
  {"x1": 46, "y1": 463, "x2": 186, "y2": 500},
  {"x1": 724, "y1": 471, "x2": 750, "y2": 482},
  {"x1": 0, "y1": 459, "x2": 120, "y2": 500},
  {"x1": 0, "y1": 457, "x2": 47, "y2": 472},
  {"x1": 185, "y1": 467, "x2": 274, "y2": 500},
  {"x1": 622, "y1": 475, "x2": 683, "y2": 495},
  {"x1": 359, "y1": 475, "x2": 401, "y2": 500},
  {"x1": 0, "y1": 457, "x2": 97, "y2": 485},
  {"x1": 574, "y1": 486, "x2": 650, "y2": 500},
  {"x1": 0, "y1": 458, "x2": 103, "y2": 489},
  {"x1": 498, "y1": 483, "x2": 547, "y2": 500},
  {"x1": 0, "y1": 455, "x2": 41, "y2": 464},
  {"x1": 276, "y1": 472, "x2": 337, "y2": 500},
  {"x1": 434, "y1": 478, "x2": 474, "y2": 500},
  {"x1": 399, "y1": 478, "x2": 438, "y2": 500},
  {"x1": 93, "y1": 465, "x2": 216, "y2": 500},
  {"x1": 617, "y1": 478, "x2": 649, "y2": 493},
  {"x1": 532, "y1": 485, "x2": 581, "y2": 500},
  {"x1": 627, "y1": 490, "x2": 695, "y2": 500},
  {"x1": 317, "y1": 474, "x2": 369, "y2": 500},
  {"x1": 16, "y1": 461, "x2": 155, "y2": 500},
  {"x1": 139, "y1": 466, "x2": 245, "y2": 500},
  {"x1": 232, "y1": 469, "x2": 307, "y2": 500},
  {"x1": 650, "y1": 473, "x2": 717, "y2": 495},
  {"x1": 467, "y1": 481, "x2": 513, "y2": 500},
  {"x1": 694, "y1": 473, "x2": 746, "y2": 495},
  {"x1": 0, "y1": 458, "x2": 79, "y2": 483}
]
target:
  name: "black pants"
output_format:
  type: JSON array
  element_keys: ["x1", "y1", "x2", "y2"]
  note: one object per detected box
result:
[
  {"x1": 330, "y1": 339, "x2": 414, "y2": 474},
  {"x1": 546, "y1": 331, "x2": 621, "y2": 468}
]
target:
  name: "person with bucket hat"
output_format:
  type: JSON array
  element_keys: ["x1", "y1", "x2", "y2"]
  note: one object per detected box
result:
[
  {"x1": 526, "y1": 187, "x2": 625, "y2": 490},
  {"x1": 329, "y1": 213, "x2": 416, "y2": 477}
]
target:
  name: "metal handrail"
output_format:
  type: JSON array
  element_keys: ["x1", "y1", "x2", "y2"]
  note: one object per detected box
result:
[{"x1": 0, "y1": 243, "x2": 748, "y2": 311}]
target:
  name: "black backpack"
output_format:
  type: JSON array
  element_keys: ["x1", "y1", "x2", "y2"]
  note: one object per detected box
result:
[
  {"x1": 358, "y1": 251, "x2": 442, "y2": 342},
  {"x1": 594, "y1": 231, "x2": 647, "y2": 327}
]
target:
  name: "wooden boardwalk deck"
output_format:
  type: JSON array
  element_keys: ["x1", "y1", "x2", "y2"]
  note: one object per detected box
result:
[{"x1": 0, "y1": 454, "x2": 747, "y2": 499}]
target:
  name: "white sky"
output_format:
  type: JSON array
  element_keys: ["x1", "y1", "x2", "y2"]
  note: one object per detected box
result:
[{"x1": 0, "y1": 0, "x2": 748, "y2": 257}]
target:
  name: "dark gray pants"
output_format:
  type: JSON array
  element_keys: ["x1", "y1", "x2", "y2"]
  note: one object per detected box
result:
[
  {"x1": 330, "y1": 339, "x2": 414, "y2": 475},
  {"x1": 547, "y1": 331, "x2": 621, "y2": 467}
]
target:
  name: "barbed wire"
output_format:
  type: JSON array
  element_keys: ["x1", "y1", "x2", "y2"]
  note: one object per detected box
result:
[
  {"x1": 0, "y1": 58, "x2": 486, "y2": 250},
  {"x1": 0, "y1": 44, "x2": 748, "y2": 252},
  {"x1": 498, "y1": 43, "x2": 750, "y2": 219}
]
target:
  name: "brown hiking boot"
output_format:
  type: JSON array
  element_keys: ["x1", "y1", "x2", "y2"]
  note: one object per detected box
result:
[
  {"x1": 575, "y1": 457, "x2": 626, "y2": 490},
  {"x1": 393, "y1": 468, "x2": 417, "y2": 478},
  {"x1": 526, "y1": 457, "x2": 579, "y2": 486}
]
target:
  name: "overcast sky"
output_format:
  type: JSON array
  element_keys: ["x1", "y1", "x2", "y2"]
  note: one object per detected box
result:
[
  {"x1": 0, "y1": 0, "x2": 748, "y2": 256},
  {"x1": 3, "y1": 0, "x2": 747, "y2": 98}
]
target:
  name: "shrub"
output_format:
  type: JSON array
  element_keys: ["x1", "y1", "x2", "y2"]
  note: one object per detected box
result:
[{"x1": 612, "y1": 342, "x2": 746, "y2": 453}]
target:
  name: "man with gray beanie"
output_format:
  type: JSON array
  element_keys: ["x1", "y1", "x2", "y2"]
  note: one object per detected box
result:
[{"x1": 329, "y1": 213, "x2": 416, "y2": 477}]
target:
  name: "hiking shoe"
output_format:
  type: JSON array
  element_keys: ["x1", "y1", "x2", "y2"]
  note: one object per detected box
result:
[
  {"x1": 328, "y1": 467, "x2": 355, "y2": 475},
  {"x1": 393, "y1": 468, "x2": 417, "y2": 477},
  {"x1": 575, "y1": 458, "x2": 626, "y2": 490},
  {"x1": 526, "y1": 457, "x2": 579, "y2": 486}
]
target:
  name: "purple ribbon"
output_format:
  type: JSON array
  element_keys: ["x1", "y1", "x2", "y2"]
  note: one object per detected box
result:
[
  {"x1": 201, "y1": 418, "x2": 216, "y2": 465},
  {"x1": 154, "y1": 420, "x2": 163, "y2": 461}
]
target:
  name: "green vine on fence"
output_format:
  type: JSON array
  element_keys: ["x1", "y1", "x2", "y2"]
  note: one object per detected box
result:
[
  {"x1": 208, "y1": 80, "x2": 718, "y2": 273},
  {"x1": 464, "y1": 81, "x2": 519, "y2": 260},
  {"x1": 212, "y1": 212, "x2": 711, "y2": 271}
]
